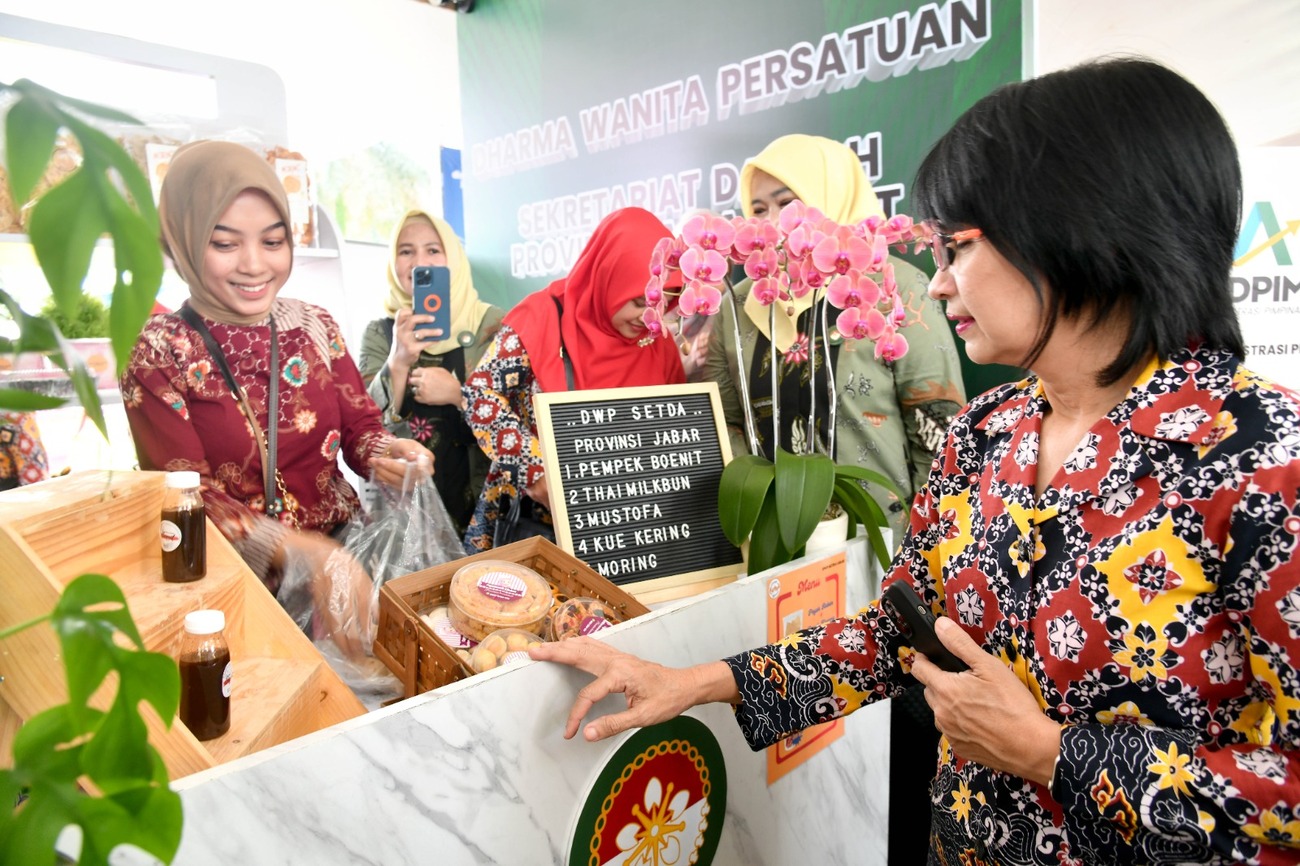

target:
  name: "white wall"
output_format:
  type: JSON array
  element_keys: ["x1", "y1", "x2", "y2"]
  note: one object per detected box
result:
[{"x1": 1032, "y1": 0, "x2": 1300, "y2": 148}]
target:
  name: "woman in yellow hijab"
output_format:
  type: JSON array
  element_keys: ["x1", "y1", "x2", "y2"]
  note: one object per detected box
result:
[
  {"x1": 705, "y1": 133, "x2": 966, "y2": 541},
  {"x1": 706, "y1": 132, "x2": 967, "y2": 866},
  {"x1": 358, "y1": 210, "x2": 504, "y2": 532}
]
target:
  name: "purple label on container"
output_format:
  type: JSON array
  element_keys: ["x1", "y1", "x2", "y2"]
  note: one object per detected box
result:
[
  {"x1": 579, "y1": 615, "x2": 612, "y2": 635},
  {"x1": 477, "y1": 571, "x2": 526, "y2": 602},
  {"x1": 432, "y1": 616, "x2": 475, "y2": 649}
]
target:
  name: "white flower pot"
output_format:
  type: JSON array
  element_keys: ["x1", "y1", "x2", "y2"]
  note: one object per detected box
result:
[{"x1": 804, "y1": 511, "x2": 850, "y2": 558}]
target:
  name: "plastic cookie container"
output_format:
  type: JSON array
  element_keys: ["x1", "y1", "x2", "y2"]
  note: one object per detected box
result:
[{"x1": 448, "y1": 560, "x2": 552, "y2": 641}]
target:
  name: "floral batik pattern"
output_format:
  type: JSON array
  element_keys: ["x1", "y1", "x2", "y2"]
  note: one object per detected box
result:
[
  {"x1": 121, "y1": 298, "x2": 391, "y2": 581},
  {"x1": 0, "y1": 411, "x2": 49, "y2": 489},
  {"x1": 725, "y1": 345, "x2": 1300, "y2": 865},
  {"x1": 461, "y1": 323, "x2": 550, "y2": 554}
]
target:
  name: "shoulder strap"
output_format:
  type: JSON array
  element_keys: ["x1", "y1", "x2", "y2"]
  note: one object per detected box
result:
[
  {"x1": 176, "y1": 305, "x2": 282, "y2": 516},
  {"x1": 550, "y1": 296, "x2": 575, "y2": 391}
]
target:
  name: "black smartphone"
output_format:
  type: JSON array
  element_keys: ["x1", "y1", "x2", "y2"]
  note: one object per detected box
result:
[
  {"x1": 880, "y1": 582, "x2": 969, "y2": 672},
  {"x1": 412, "y1": 265, "x2": 452, "y2": 339}
]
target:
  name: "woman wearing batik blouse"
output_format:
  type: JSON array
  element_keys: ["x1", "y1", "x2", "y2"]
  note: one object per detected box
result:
[
  {"x1": 121, "y1": 140, "x2": 432, "y2": 656},
  {"x1": 534, "y1": 58, "x2": 1300, "y2": 866}
]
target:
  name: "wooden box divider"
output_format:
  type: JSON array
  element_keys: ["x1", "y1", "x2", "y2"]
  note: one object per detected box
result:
[{"x1": 373, "y1": 536, "x2": 651, "y2": 697}]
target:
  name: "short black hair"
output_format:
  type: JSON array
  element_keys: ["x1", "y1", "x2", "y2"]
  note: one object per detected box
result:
[{"x1": 913, "y1": 56, "x2": 1244, "y2": 385}]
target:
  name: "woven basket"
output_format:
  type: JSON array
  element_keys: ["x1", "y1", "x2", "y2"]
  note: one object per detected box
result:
[{"x1": 373, "y1": 536, "x2": 651, "y2": 697}]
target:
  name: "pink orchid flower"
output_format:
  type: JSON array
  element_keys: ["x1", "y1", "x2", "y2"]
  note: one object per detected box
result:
[
  {"x1": 733, "y1": 218, "x2": 779, "y2": 258},
  {"x1": 679, "y1": 246, "x2": 728, "y2": 285},
  {"x1": 875, "y1": 330, "x2": 909, "y2": 362},
  {"x1": 784, "y1": 219, "x2": 824, "y2": 261},
  {"x1": 826, "y1": 269, "x2": 882, "y2": 311},
  {"x1": 862, "y1": 214, "x2": 886, "y2": 234},
  {"x1": 836, "y1": 305, "x2": 888, "y2": 341},
  {"x1": 649, "y1": 237, "x2": 675, "y2": 279},
  {"x1": 751, "y1": 275, "x2": 781, "y2": 306},
  {"x1": 868, "y1": 233, "x2": 890, "y2": 269},
  {"x1": 812, "y1": 225, "x2": 872, "y2": 276},
  {"x1": 678, "y1": 282, "x2": 723, "y2": 317},
  {"x1": 881, "y1": 214, "x2": 914, "y2": 244},
  {"x1": 789, "y1": 265, "x2": 826, "y2": 299},
  {"x1": 881, "y1": 262, "x2": 897, "y2": 295},
  {"x1": 777, "y1": 199, "x2": 810, "y2": 235},
  {"x1": 891, "y1": 292, "x2": 907, "y2": 326},
  {"x1": 644, "y1": 274, "x2": 664, "y2": 307},
  {"x1": 641, "y1": 304, "x2": 665, "y2": 338},
  {"x1": 681, "y1": 212, "x2": 737, "y2": 253},
  {"x1": 743, "y1": 247, "x2": 780, "y2": 281}
]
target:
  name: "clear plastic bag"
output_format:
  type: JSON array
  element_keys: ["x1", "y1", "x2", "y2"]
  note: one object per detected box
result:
[
  {"x1": 348, "y1": 461, "x2": 464, "y2": 589},
  {"x1": 276, "y1": 461, "x2": 465, "y2": 708}
]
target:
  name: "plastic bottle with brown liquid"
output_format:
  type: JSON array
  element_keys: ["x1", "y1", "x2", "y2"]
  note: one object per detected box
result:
[
  {"x1": 161, "y1": 470, "x2": 206, "y2": 583},
  {"x1": 178, "y1": 609, "x2": 231, "y2": 740}
]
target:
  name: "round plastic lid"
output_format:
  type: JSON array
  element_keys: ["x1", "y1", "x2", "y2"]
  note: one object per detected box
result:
[
  {"x1": 166, "y1": 470, "x2": 201, "y2": 489},
  {"x1": 184, "y1": 609, "x2": 225, "y2": 635}
]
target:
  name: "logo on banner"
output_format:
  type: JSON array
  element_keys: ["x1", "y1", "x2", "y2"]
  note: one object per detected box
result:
[
  {"x1": 1236, "y1": 201, "x2": 1297, "y2": 268},
  {"x1": 568, "y1": 716, "x2": 727, "y2": 866}
]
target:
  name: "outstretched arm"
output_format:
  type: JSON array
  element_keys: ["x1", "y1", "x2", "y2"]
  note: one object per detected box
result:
[{"x1": 529, "y1": 637, "x2": 739, "y2": 741}]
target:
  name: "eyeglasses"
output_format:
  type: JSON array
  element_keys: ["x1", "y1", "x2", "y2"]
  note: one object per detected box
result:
[{"x1": 926, "y1": 227, "x2": 985, "y2": 271}]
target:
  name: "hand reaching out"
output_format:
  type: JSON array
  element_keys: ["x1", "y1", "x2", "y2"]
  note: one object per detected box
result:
[
  {"x1": 370, "y1": 439, "x2": 434, "y2": 489},
  {"x1": 276, "y1": 531, "x2": 376, "y2": 661},
  {"x1": 528, "y1": 637, "x2": 739, "y2": 741}
]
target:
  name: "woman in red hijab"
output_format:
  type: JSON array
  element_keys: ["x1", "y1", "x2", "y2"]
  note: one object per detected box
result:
[{"x1": 462, "y1": 207, "x2": 685, "y2": 553}]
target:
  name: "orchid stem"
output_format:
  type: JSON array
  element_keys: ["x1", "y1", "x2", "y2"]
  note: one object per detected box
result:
[
  {"x1": 723, "y1": 278, "x2": 761, "y2": 455},
  {"x1": 769, "y1": 302, "x2": 779, "y2": 456},
  {"x1": 807, "y1": 292, "x2": 818, "y2": 456},
  {"x1": 821, "y1": 297, "x2": 837, "y2": 458}
]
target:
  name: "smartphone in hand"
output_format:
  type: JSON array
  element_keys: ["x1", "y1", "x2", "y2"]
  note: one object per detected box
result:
[
  {"x1": 412, "y1": 265, "x2": 452, "y2": 340},
  {"x1": 881, "y1": 582, "x2": 969, "y2": 672}
]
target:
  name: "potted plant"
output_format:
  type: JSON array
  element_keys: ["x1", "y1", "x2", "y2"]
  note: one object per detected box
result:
[
  {"x1": 38, "y1": 292, "x2": 116, "y2": 390},
  {"x1": 643, "y1": 206, "x2": 928, "y2": 575},
  {"x1": 1, "y1": 79, "x2": 177, "y2": 864}
]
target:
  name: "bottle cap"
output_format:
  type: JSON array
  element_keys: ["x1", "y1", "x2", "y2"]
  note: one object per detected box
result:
[
  {"x1": 166, "y1": 470, "x2": 201, "y2": 490},
  {"x1": 184, "y1": 609, "x2": 225, "y2": 635}
]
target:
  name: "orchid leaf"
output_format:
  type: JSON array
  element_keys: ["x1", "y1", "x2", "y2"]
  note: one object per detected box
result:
[
  {"x1": 746, "y1": 489, "x2": 792, "y2": 575},
  {"x1": 834, "y1": 479, "x2": 893, "y2": 571},
  {"x1": 773, "y1": 449, "x2": 835, "y2": 553},
  {"x1": 831, "y1": 462, "x2": 907, "y2": 502},
  {"x1": 717, "y1": 454, "x2": 775, "y2": 546}
]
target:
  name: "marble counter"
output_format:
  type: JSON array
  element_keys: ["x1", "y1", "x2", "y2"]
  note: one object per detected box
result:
[{"x1": 169, "y1": 540, "x2": 890, "y2": 866}]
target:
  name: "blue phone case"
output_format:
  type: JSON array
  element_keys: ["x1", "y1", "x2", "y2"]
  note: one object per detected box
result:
[{"x1": 412, "y1": 265, "x2": 452, "y2": 337}]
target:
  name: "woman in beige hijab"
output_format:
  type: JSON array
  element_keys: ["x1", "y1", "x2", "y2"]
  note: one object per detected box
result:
[
  {"x1": 706, "y1": 133, "x2": 966, "y2": 542},
  {"x1": 358, "y1": 210, "x2": 504, "y2": 533},
  {"x1": 121, "y1": 140, "x2": 432, "y2": 656}
]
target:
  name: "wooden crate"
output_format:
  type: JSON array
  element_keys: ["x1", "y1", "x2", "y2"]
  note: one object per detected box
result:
[
  {"x1": 373, "y1": 536, "x2": 651, "y2": 697},
  {"x1": 0, "y1": 470, "x2": 366, "y2": 780}
]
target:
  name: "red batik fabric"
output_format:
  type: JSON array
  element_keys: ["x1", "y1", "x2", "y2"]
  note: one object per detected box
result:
[{"x1": 122, "y1": 298, "x2": 392, "y2": 580}]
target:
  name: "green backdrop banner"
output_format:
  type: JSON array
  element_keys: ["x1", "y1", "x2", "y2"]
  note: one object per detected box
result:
[{"x1": 457, "y1": 0, "x2": 1023, "y2": 394}]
